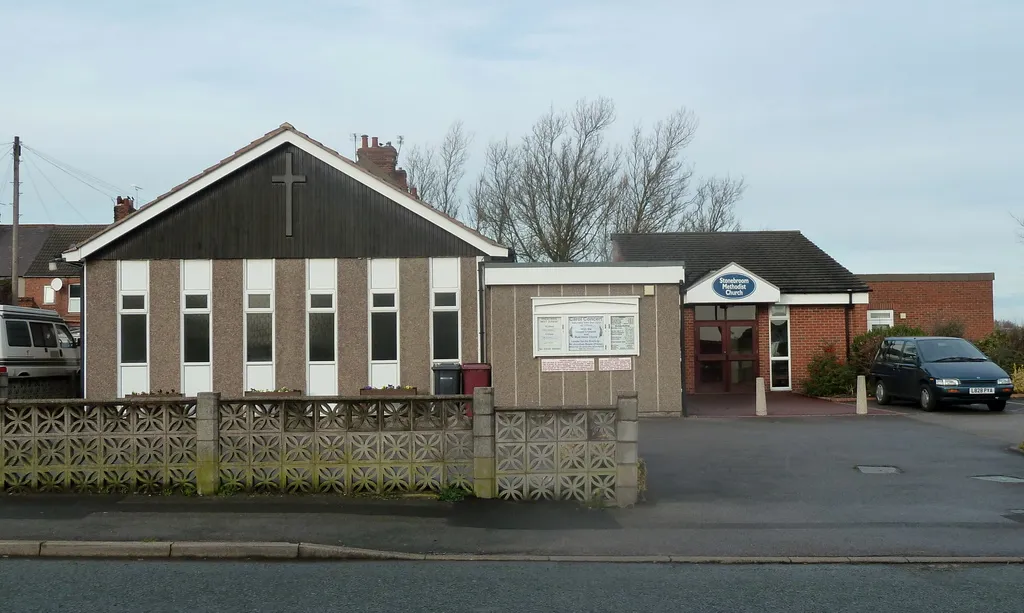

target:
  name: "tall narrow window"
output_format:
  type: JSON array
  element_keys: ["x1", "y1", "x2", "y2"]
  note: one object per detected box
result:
[
  {"x1": 244, "y1": 259, "x2": 275, "y2": 391},
  {"x1": 181, "y1": 260, "x2": 213, "y2": 395},
  {"x1": 43, "y1": 286, "x2": 56, "y2": 305},
  {"x1": 307, "y1": 259, "x2": 338, "y2": 396},
  {"x1": 430, "y1": 258, "x2": 460, "y2": 364},
  {"x1": 68, "y1": 284, "x2": 82, "y2": 313},
  {"x1": 769, "y1": 304, "x2": 791, "y2": 391},
  {"x1": 368, "y1": 258, "x2": 399, "y2": 388},
  {"x1": 118, "y1": 261, "x2": 149, "y2": 396}
]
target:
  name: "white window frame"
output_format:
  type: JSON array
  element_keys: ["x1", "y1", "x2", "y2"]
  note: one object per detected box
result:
[
  {"x1": 531, "y1": 297, "x2": 640, "y2": 357},
  {"x1": 429, "y1": 258, "x2": 461, "y2": 365},
  {"x1": 243, "y1": 259, "x2": 276, "y2": 392},
  {"x1": 368, "y1": 258, "x2": 400, "y2": 388},
  {"x1": 68, "y1": 283, "x2": 81, "y2": 313},
  {"x1": 180, "y1": 260, "x2": 213, "y2": 395},
  {"x1": 117, "y1": 260, "x2": 149, "y2": 397},
  {"x1": 306, "y1": 258, "x2": 338, "y2": 396},
  {"x1": 868, "y1": 309, "x2": 895, "y2": 331},
  {"x1": 43, "y1": 285, "x2": 56, "y2": 305},
  {"x1": 769, "y1": 304, "x2": 792, "y2": 391}
]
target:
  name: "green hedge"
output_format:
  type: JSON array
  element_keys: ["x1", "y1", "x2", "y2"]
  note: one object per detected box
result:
[{"x1": 976, "y1": 325, "x2": 1024, "y2": 374}]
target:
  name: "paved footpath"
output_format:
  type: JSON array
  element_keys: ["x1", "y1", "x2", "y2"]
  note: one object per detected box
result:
[{"x1": 1, "y1": 415, "x2": 1022, "y2": 558}]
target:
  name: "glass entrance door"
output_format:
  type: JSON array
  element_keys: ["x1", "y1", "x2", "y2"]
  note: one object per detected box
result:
[
  {"x1": 694, "y1": 305, "x2": 759, "y2": 393},
  {"x1": 726, "y1": 322, "x2": 757, "y2": 393},
  {"x1": 696, "y1": 323, "x2": 726, "y2": 392}
]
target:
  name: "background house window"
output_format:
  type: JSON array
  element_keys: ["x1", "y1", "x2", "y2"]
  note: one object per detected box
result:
[
  {"x1": 868, "y1": 310, "x2": 894, "y2": 331},
  {"x1": 531, "y1": 297, "x2": 640, "y2": 357},
  {"x1": 430, "y1": 258, "x2": 460, "y2": 364},
  {"x1": 68, "y1": 284, "x2": 81, "y2": 313},
  {"x1": 43, "y1": 286, "x2": 56, "y2": 305},
  {"x1": 769, "y1": 305, "x2": 791, "y2": 390}
]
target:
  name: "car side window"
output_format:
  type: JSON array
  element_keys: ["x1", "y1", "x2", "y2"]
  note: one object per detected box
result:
[
  {"x1": 29, "y1": 322, "x2": 59, "y2": 348},
  {"x1": 875, "y1": 341, "x2": 891, "y2": 363},
  {"x1": 887, "y1": 341, "x2": 904, "y2": 363},
  {"x1": 901, "y1": 341, "x2": 918, "y2": 364},
  {"x1": 55, "y1": 325, "x2": 76, "y2": 349},
  {"x1": 4, "y1": 320, "x2": 33, "y2": 347}
]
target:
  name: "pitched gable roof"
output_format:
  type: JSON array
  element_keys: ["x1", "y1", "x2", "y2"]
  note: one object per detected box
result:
[
  {"x1": 27, "y1": 225, "x2": 108, "y2": 277},
  {"x1": 612, "y1": 231, "x2": 869, "y2": 293},
  {"x1": 62, "y1": 123, "x2": 509, "y2": 262},
  {"x1": 0, "y1": 225, "x2": 55, "y2": 278}
]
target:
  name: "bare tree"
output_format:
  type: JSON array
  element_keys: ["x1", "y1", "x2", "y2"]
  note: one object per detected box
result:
[
  {"x1": 1014, "y1": 212, "x2": 1024, "y2": 242},
  {"x1": 470, "y1": 139, "x2": 522, "y2": 251},
  {"x1": 613, "y1": 108, "x2": 698, "y2": 235},
  {"x1": 679, "y1": 176, "x2": 746, "y2": 232},
  {"x1": 403, "y1": 120, "x2": 472, "y2": 218}
]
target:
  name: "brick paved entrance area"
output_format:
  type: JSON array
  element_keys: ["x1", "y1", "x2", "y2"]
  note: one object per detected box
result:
[{"x1": 685, "y1": 392, "x2": 897, "y2": 417}]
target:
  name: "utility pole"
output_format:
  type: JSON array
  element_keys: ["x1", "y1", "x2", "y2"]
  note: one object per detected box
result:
[{"x1": 10, "y1": 136, "x2": 20, "y2": 306}]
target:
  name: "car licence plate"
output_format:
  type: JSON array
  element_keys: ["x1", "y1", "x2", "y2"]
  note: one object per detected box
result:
[{"x1": 969, "y1": 387, "x2": 995, "y2": 395}]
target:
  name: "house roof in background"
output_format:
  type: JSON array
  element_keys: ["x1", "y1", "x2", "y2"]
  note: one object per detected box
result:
[
  {"x1": 611, "y1": 230, "x2": 870, "y2": 293},
  {"x1": 26, "y1": 225, "x2": 108, "y2": 277},
  {"x1": 0, "y1": 225, "x2": 58, "y2": 278}
]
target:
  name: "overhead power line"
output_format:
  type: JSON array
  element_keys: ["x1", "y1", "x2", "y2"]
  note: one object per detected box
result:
[
  {"x1": 22, "y1": 160, "x2": 54, "y2": 223},
  {"x1": 24, "y1": 153, "x2": 89, "y2": 223},
  {"x1": 21, "y1": 143, "x2": 128, "y2": 198}
]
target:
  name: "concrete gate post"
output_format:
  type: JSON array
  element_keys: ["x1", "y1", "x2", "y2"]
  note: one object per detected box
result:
[
  {"x1": 195, "y1": 392, "x2": 221, "y2": 496},
  {"x1": 615, "y1": 391, "x2": 639, "y2": 507},
  {"x1": 471, "y1": 387, "x2": 496, "y2": 499}
]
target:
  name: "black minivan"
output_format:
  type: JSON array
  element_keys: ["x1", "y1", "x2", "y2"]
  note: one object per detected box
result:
[{"x1": 870, "y1": 336, "x2": 1015, "y2": 411}]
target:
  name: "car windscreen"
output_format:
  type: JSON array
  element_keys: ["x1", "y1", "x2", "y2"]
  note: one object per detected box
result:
[{"x1": 917, "y1": 338, "x2": 987, "y2": 362}]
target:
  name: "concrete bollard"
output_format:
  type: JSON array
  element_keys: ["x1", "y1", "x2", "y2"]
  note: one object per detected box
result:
[
  {"x1": 755, "y1": 377, "x2": 767, "y2": 416},
  {"x1": 856, "y1": 375, "x2": 868, "y2": 415}
]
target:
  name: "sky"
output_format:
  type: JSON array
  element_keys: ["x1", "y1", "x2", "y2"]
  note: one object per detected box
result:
[{"x1": 1, "y1": 0, "x2": 1022, "y2": 320}]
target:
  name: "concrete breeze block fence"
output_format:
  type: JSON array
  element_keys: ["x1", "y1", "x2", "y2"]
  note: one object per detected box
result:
[{"x1": 0, "y1": 388, "x2": 639, "y2": 506}]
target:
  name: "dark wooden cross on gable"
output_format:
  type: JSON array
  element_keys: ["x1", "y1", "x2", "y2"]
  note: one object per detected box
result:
[{"x1": 271, "y1": 151, "x2": 306, "y2": 237}]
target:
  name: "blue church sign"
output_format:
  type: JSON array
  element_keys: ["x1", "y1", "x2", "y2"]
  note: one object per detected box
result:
[{"x1": 712, "y1": 274, "x2": 757, "y2": 299}]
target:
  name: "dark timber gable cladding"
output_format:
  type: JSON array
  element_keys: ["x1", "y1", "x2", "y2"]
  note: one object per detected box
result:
[{"x1": 94, "y1": 144, "x2": 486, "y2": 260}]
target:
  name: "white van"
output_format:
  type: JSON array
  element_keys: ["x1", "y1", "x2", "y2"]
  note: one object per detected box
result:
[{"x1": 0, "y1": 305, "x2": 81, "y2": 379}]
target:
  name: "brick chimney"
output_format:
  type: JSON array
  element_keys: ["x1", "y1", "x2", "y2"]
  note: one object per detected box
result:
[
  {"x1": 356, "y1": 135, "x2": 409, "y2": 191},
  {"x1": 114, "y1": 196, "x2": 136, "y2": 222}
]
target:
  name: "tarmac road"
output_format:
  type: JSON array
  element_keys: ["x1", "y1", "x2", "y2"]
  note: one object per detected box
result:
[{"x1": 1, "y1": 559, "x2": 1022, "y2": 613}]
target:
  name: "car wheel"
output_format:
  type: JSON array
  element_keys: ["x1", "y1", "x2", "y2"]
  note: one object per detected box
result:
[
  {"x1": 919, "y1": 385, "x2": 938, "y2": 412},
  {"x1": 875, "y1": 379, "x2": 891, "y2": 405},
  {"x1": 987, "y1": 399, "x2": 1007, "y2": 412}
]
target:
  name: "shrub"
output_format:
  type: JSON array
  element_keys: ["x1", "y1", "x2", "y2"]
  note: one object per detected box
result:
[
  {"x1": 849, "y1": 325, "x2": 926, "y2": 377},
  {"x1": 930, "y1": 319, "x2": 966, "y2": 338},
  {"x1": 803, "y1": 344, "x2": 856, "y2": 397},
  {"x1": 976, "y1": 325, "x2": 1024, "y2": 374},
  {"x1": 1012, "y1": 365, "x2": 1024, "y2": 391}
]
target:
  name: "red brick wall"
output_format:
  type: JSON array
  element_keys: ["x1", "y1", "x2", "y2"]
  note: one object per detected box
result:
[
  {"x1": 863, "y1": 277, "x2": 994, "y2": 340},
  {"x1": 22, "y1": 277, "x2": 82, "y2": 326},
  {"x1": 788, "y1": 305, "x2": 867, "y2": 391},
  {"x1": 683, "y1": 306, "x2": 695, "y2": 393}
]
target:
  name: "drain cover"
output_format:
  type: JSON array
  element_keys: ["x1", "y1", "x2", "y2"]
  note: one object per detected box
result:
[
  {"x1": 971, "y1": 475, "x2": 1024, "y2": 483},
  {"x1": 856, "y1": 465, "x2": 901, "y2": 474}
]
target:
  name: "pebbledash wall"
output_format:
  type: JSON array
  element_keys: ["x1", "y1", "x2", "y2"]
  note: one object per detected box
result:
[
  {"x1": 859, "y1": 273, "x2": 995, "y2": 340},
  {"x1": 83, "y1": 257, "x2": 479, "y2": 399},
  {"x1": 482, "y1": 263, "x2": 685, "y2": 418}
]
